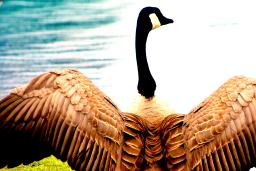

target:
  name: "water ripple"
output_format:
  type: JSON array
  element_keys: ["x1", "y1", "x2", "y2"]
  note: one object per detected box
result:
[{"x1": 0, "y1": 0, "x2": 126, "y2": 97}]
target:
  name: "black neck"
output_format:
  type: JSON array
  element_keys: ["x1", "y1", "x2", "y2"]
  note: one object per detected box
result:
[{"x1": 135, "y1": 25, "x2": 156, "y2": 99}]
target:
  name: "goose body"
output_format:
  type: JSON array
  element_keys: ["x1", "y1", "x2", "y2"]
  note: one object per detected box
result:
[{"x1": 1, "y1": 7, "x2": 256, "y2": 171}]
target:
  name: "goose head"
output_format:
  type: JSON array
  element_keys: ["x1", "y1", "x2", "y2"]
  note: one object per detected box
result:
[
  {"x1": 136, "y1": 7, "x2": 173, "y2": 99},
  {"x1": 137, "y1": 7, "x2": 174, "y2": 32}
]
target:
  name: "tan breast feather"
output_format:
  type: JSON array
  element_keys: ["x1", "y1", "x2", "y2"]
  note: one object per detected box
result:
[{"x1": 1, "y1": 69, "x2": 256, "y2": 170}]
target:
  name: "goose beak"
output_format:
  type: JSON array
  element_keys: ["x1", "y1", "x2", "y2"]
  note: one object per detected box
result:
[{"x1": 161, "y1": 16, "x2": 174, "y2": 25}]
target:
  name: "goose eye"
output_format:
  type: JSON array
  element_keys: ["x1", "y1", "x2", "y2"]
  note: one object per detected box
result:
[{"x1": 149, "y1": 13, "x2": 161, "y2": 30}]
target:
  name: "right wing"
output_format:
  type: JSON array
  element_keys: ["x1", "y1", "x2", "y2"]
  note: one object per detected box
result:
[
  {"x1": 0, "y1": 69, "x2": 126, "y2": 171},
  {"x1": 163, "y1": 76, "x2": 256, "y2": 170}
]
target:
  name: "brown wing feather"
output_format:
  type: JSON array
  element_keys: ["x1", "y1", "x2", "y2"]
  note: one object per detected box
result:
[
  {"x1": 164, "y1": 76, "x2": 256, "y2": 170},
  {"x1": 0, "y1": 69, "x2": 125, "y2": 171},
  {"x1": 121, "y1": 113, "x2": 146, "y2": 170}
]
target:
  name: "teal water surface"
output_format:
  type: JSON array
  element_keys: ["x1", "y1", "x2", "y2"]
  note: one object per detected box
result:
[
  {"x1": 0, "y1": 0, "x2": 129, "y2": 97},
  {"x1": 2, "y1": 0, "x2": 256, "y2": 115}
]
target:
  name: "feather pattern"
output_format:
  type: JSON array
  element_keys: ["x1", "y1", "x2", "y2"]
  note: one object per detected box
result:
[
  {"x1": 0, "y1": 69, "x2": 125, "y2": 170},
  {"x1": 1, "y1": 71, "x2": 256, "y2": 170},
  {"x1": 172, "y1": 76, "x2": 256, "y2": 170}
]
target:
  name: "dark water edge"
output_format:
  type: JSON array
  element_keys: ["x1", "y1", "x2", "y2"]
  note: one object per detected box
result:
[{"x1": 0, "y1": 0, "x2": 129, "y2": 98}]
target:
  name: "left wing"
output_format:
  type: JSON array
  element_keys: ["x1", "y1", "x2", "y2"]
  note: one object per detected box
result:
[
  {"x1": 0, "y1": 69, "x2": 125, "y2": 170},
  {"x1": 163, "y1": 76, "x2": 256, "y2": 170}
]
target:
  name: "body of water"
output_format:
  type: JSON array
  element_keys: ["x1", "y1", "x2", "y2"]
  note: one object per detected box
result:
[
  {"x1": 1, "y1": 0, "x2": 256, "y2": 113},
  {"x1": 0, "y1": 0, "x2": 132, "y2": 98}
]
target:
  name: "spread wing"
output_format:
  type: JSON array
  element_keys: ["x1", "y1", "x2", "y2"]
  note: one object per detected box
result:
[
  {"x1": 0, "y1": 69, "x2": 125, "y2": 171},
  {"x1": 163, "y1": 76, "x2": 256, "y2": 170}
]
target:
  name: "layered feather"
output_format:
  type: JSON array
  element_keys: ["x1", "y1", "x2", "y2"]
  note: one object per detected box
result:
[
  {"x1": 1, "y1": 70, "x2": 256, "y2": 170},
  {"x1": 0, "y1": 69, "x2": 125, "y2": 171},
  {"x1": 163, "y1": 76, "x2": 256, "y2": 170}
]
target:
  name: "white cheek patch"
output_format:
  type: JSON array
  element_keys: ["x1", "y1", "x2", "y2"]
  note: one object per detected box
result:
[{"x1": 149, "y1": 13, "x2": 161, "y2": 30}]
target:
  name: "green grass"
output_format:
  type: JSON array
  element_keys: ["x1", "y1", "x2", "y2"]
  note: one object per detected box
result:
[{"x1": 1, "y1": 155, "x2": 73, "y2": 171}]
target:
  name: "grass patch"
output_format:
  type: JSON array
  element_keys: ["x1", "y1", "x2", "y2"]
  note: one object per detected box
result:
[{"x1": 1, "y1": 155, "x2": 73, "y2": 171}]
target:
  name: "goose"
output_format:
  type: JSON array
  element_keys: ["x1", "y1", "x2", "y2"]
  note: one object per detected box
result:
[{"x1": 1, "y1": 6, "x2": 256, "y2": 171}]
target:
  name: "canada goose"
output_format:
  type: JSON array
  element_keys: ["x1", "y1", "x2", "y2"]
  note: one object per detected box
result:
[{"x1": 0, "y1": 6, "x2": 256, "y2": 171}]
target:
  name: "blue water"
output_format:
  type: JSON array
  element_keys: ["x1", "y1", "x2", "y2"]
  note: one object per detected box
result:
[
  {"x1": 1, "y1": 0, "x2": 256, "y2": 116},
  {"x1": 0, "y1": 0, "x2": 130, "y2": 97}
]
